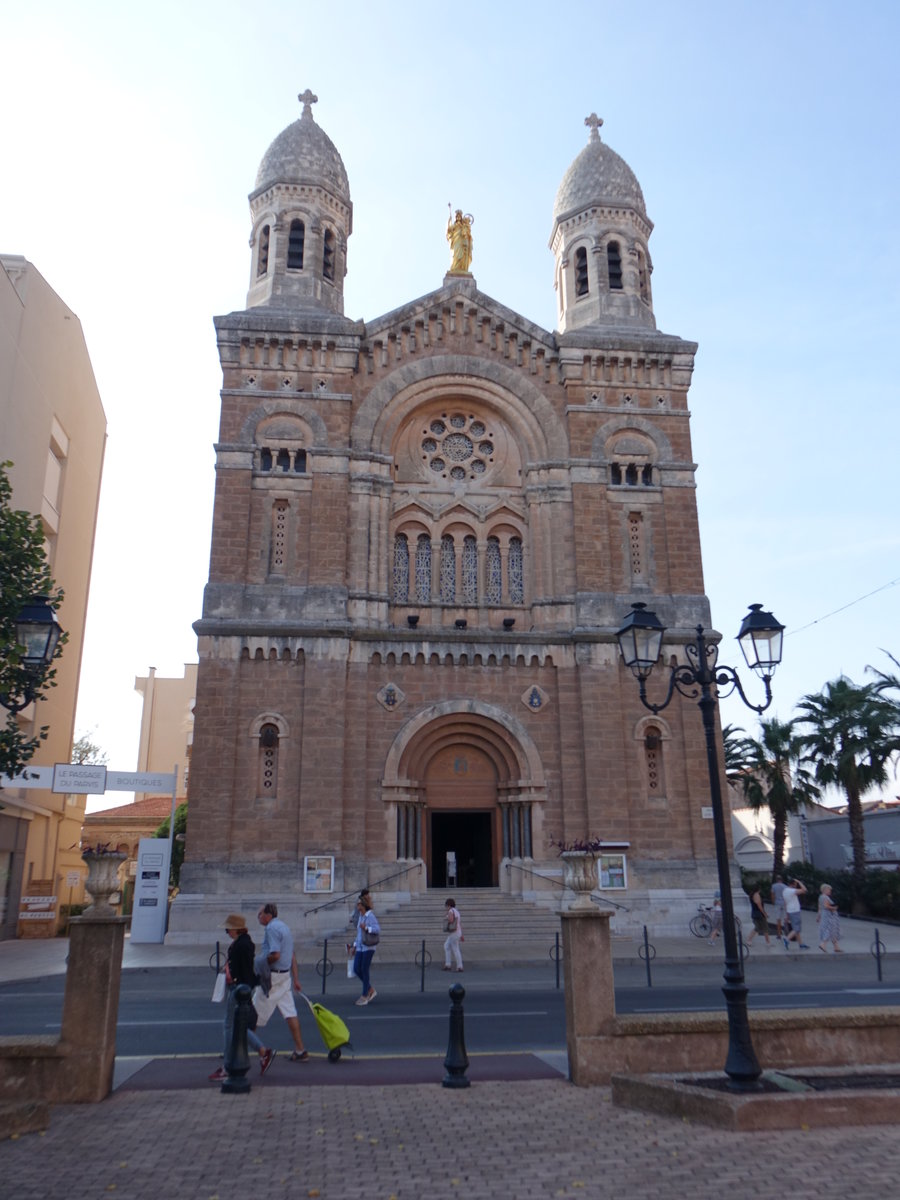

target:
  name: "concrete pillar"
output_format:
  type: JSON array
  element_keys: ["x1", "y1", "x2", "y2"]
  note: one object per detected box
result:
[
  {"x1": 58, "y1": 913, "x2": 127, "y2": 1101},
  {"x1": 561, "y1": 908, "x2": 615, "y2": 1086}
]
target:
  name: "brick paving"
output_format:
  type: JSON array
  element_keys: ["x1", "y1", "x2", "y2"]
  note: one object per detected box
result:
[{"x1": 2, "y1": 1079, "x2": 898, "y2": 1199}]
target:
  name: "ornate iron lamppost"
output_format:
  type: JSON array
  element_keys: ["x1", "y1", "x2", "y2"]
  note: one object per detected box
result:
[
  {"x1": 616, "y1": 602, "x2": 785, "y2": 1090},
  {"x1": 0, "y1": 596, "x2": 64, "y2": 714}
]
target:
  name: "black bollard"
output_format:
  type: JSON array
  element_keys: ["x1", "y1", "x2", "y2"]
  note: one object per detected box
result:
[
  {"x1": 222, "y1": 983, "x2": 253, "y2": 1094},
  {"x1": 442, "y1": 982, "x2": 470, "y2": 1089}
]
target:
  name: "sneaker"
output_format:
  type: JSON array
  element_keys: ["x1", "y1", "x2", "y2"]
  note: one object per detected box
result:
[
  {"x1": 208, "y1": 1066, "x2": 228, "y2": 1082},
  {"x1": 366, "y1": 989, "x2": 377, "y2": 1002},
  {"x1": 456, "y1": 968, "x2": 464, "y2": 972},
  {"x1": 800, "y1": 944, "x2": 810, "y2": 950},
  {"x1": 260, "y1": 1048, "x2": 276, "y2": 1076},
  {"x1": 355, "y1": 995, "x2": 369, "y2": 1006},
  {"x1": 442, "y1": 965, "x2": 452, "y2": 971},
  {"x1": 289, "y1": 1050, "x2": 309, "y2": 1062}
]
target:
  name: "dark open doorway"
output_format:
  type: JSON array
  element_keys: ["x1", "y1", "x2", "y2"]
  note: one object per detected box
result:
[{"x1": 430, "y1": 811, "x2": 494, "y2": 887}]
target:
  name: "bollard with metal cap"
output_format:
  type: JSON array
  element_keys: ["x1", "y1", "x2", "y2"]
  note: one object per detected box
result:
[
  {"x1": 442, "y1": 982, "x2": 470, "y2": 1088},
  {"x1": 222, "y1": 983, "x2": 253, "y2": 1094}
]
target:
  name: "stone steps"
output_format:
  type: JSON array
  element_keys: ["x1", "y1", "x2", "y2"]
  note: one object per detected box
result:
[{"x1": 317, "y1": 888, "x2": 565, "y2": 964}]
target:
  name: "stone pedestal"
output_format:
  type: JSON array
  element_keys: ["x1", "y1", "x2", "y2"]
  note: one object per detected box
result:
[
  {"x1": 561, "y1": 907, "x2": 615, "y2": 1086},
  {"x1": 58, "y1": 913, "x2": 127, "y2": 1101}
]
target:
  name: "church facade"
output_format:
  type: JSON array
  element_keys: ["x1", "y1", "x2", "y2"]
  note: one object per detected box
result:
[{"x1": 171, "y1": 95, "x2": 722, "y2": 940}]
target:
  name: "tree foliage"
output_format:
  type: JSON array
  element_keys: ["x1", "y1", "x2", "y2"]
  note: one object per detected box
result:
[
  {"x1": 724, "y1": 718, "x2": 820, "y2": 878},
  {"x1": 0, "y1": 462, "x2": 65, "y2": 778},
  {"x1": 797, "y1": 676, "x2": 900, "y2": 902},
  {"x1": 154, "y1": 801, "x2": 187, "y2": 888},
  {"x1": 71, "y1": 730, "x2": 109, "y2": 765}
]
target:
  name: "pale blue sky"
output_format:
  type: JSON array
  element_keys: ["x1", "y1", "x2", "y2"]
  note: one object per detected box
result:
[{"x1": 3, "y1": 1, "x2": 898, "y2": 800}]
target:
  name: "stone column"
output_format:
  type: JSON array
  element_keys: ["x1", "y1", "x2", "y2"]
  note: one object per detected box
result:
[
  {"x1": 58, "y1": 913, "x2": 128, "y2": 1101},
  {"x1": 561, "y1": 908, "x2": 615, "y2": 1086}
]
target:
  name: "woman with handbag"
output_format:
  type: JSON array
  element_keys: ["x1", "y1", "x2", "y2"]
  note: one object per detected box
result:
[
  {"x1": 209, "y1": 913, "x2": 275, "y2": 1081},
  {"x1": 353, "y1": 897, "x2": 380, "y2": 1006},
  {"x1": 442, "y1": 897, "x2": 463, "y2": 972}
]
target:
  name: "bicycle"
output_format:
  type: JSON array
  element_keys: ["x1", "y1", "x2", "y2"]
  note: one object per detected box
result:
[{"x1": 689, "y1": 904, "x2": 742, "y2": 939}]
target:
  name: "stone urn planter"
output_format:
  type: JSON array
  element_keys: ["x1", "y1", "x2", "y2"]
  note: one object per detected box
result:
[
  {"x1": 81, "y1": 851, "x2": 127, "y2": 916},
  {"x1": 561, "y1": 850, "x2": 600, "y2": 910}
]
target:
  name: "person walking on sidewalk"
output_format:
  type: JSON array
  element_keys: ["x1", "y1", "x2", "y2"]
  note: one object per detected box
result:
[
  {"x1": 818, "y1": 883, "x2": 843, "y2": 952},
  {"x1": 772, "y1": 874, "x2": 787, "y2": 940},
  {"x1": 209, "y1": 914, "x2": 276, "y2": 1081},
  {"x1": 442, "y1": 897, "x2": 464, "y2": 972},
  {"x1": 745, "y1": 885, "x2": 772, "y2": 947},
  {"x1": 254, "y1": 903, "x2": 309, "y2": 1061},
  {"x1": 353, "y1": 896, "x2": 380, "y2": 1006},
  {"x1": 783, "y1": 877, "x2": 809, "y2": 949}
]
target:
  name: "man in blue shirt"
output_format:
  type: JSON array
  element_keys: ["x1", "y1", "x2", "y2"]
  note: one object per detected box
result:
[{"x1": 255, "y1": 903, "x2": 309, "y2": 1061}]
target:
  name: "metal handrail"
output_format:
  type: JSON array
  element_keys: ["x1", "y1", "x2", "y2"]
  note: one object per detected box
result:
[
  {"x1": 304, "y1": 861, "x2": 424, "y2": 916},
  {"x1": 504, "y1": 859, "x2": 630, "y2": 912}
]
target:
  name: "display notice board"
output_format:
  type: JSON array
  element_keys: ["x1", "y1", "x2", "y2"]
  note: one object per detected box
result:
[{"x1": 128, "y1": 839, "x2": 172, "y2": 943}]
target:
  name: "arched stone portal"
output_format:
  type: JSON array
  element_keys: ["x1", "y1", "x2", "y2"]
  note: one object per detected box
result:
[{"x1": 382, "y1": 701, "x2": 547, "y2": 889}]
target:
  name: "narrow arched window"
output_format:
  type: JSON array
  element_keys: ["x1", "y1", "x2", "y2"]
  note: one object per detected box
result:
[
  {"x1": 277, "y1": 449, "x2": 291, "y2": 472},
  {"x1": 637, "y1": 248, "x2": 649, "y2": 303},
  {"x1": 641, "y1": 464, "x2": 653, "y2": 486},
  {"x1": 610, "y1": 463, "x2": 622, "y2": 486},
  {"x1": 607, "y1": 241, "x2": 622, "y2": 290},
  {"x1": 486, "y1": 537, "x2": 502, "y2": 604},
  {"x1": 323, "y1": 229, "x2": 335, "y2": 281},
  {"x1": 294, "y1": 449, "x2": 307, "y2": 473},
  {"x1": 440, "y1": 535, "x2": 456, "y2": 603},
  {"x1": 287, "y1": 219, "x2": 305, "y2": 269},
  {"x1": 260, "y1": 448, "x2": 273, "y2": 471},
  {"x1": 393, "y1": 534, "x2": 410, "y2": 603},
  {"x1": 258, "y1": 723, "x2": 279, "y2": 796},
  {"x1": 574, "y1": 247, "x2": 589, "y2": 296},
  {"x1": 628, "y1": 511, "x2": 645, "y2": 583},
  {"x1": 257, "y1": 225, "x2": 270, "y2": 277},
  {"x1": 625, "y1": 463, "x2": 639, "y2": 486},
  {"x1": 462, "y1": 536, "x2": 477, "y2": 604},
  {"x1": 509, "y1": 537, "x2": 524, "y2": 603},
  {"x1": 270, "y1": 500, "x2": 288, "y2": 573},
  {"x1": 415, "y1": 533, "x2": 432, "y2": 603},
  {"x1": 644, "y1": 725, "x2": 665, "y2": 798}
]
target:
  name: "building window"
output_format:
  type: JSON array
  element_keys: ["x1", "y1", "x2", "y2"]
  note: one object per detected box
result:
[
  {"x1": 599, "y1": 854, "x2": 627, "y2": 889},
  {"x1": 628, "y1": 512, "x2": 645, "y2": 583},
  {"x1": 607, "y1": 241, "x2": 622, "y2": 290},
  {"x1": 393, "y1": 534, "x2": 410, "y2": 603},
  {"x1": 486, "y1": 537, "x2": 502, "y2": 604},
  {"x1": 644, "y1": 726, "x2": 665, "y2": 797},
  {"x1": 637, "y1": 248, "x2": 649, "y2": 303},
  {"x1": 440, "y1": 535, "x2": 456, "y2": 603},
  {"x1": 258, "y1": 446, "x2": 307, "y2": 473},
  {"x1": 287, "y1": 219, "x2": 305, "y2": 269},
  {"x1": 611, "y1": 462, "x2": 652, "y2": 487},
  {"x1": 462, "y1": 535, "x2": 478, "y2": 604},
  {"x1": 257, "y1": 225, "x2": 270, "y2": 277},
  {"x1": 322, "y1": 228, "x2": 335, "y2": 281},
  {"x1": 574, "y1": 247, "x2": 589, "y2": 296},
  {"x1": 258, "y1": 723, "x2": 279, "y2": 796},
  {"x1": 509, "y1": 537, "x2": 524, "y2": 604},
  {"x1": 414, "y1": 534, "x2": 432, "y2": 602},
  {"x1": 270, "y1": 501, "x2": 289, "y2": 572}
]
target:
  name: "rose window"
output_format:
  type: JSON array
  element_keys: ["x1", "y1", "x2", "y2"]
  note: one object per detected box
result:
[{"x1": 421, "y1": 413, "x2": 495, "y2": 480}]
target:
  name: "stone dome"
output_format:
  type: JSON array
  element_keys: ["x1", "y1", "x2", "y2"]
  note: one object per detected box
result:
[
  {"x1": 553, "y1": 114, "x2": 647, "y2": 223},
  {"x1": 253, "y1": 90, "x2": 350, "y2": 202}
]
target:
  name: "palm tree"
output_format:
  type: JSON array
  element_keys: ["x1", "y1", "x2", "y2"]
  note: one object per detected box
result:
[
  {"x1": 724, "y1": 719, "x2": 819, "y2": 878},
  {"x1": 797, "y1": 677, "x2": 900, "y2": 900}
]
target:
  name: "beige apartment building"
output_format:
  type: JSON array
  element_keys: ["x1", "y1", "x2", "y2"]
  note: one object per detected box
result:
[
  {"x1": 134, "y1": 664, "x2": 196, "y2": 797},
  {"x1": 0, "y1": 255, "x2": 106, "y2": 939}
]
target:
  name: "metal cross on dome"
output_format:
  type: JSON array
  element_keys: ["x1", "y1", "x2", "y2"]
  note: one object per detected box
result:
[
  {"x1": 298, "y1": 89, "x2": 319, "y2": 116},
  {"x1": 584, "y1": 112, "x2": 604, "y2": 141}
]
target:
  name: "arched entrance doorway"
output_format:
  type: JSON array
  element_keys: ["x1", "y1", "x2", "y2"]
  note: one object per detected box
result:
[
  {"x1": 382, "y1": 700, "x2": 548, "y2": 891},
  {"x1": 425, "y1": 745, "x2": 498, "y2": 887}
]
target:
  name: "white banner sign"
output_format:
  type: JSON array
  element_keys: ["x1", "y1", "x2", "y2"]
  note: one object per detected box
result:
[
  {"x1": 2, "y1": 764, "x2": 176, "y2": 794},
  {"x1": 106, "y1": 770, "x2": 177, "y2": 792},
  {"x1": 52, "y1": 764, "x2": 108, "y2": 794},
  {"x1": 0, "y1": 766, "x2": 53, "y2": 790}
]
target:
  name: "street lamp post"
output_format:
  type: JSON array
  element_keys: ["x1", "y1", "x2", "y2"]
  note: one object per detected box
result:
[
  {"x1": 616, "y1": 602, "x2": 785, "y2": 1091},
  {"x1": 0, "y1": 596, "x2": 64, "y2": 714}
]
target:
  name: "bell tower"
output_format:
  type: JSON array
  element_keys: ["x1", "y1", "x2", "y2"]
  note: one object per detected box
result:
[
  {"x1": 550, "y1": 114, "x2": 655, "y2": 334},
  {"x1": 246, "y1": 89, "x2": 353, "y2": 315}
]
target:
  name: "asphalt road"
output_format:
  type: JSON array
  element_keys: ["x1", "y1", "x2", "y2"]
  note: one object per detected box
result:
[{"x1": 2, "y1": 956, "x2": 898, "y2": 1058}]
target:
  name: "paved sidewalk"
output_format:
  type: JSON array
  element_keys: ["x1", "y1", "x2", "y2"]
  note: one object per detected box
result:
[{"x1": 2, "y1": 1077, "x2": 898, "y2": 1199}]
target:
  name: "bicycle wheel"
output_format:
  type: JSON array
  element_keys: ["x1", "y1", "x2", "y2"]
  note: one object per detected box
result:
[{"x1": 689, "y1": 914, "x2": 711, "y2": 938}]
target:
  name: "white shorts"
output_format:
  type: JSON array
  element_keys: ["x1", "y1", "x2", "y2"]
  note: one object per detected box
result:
[{"x1": 253, "y1": 971, "x2": 297, "y2": 1026}]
